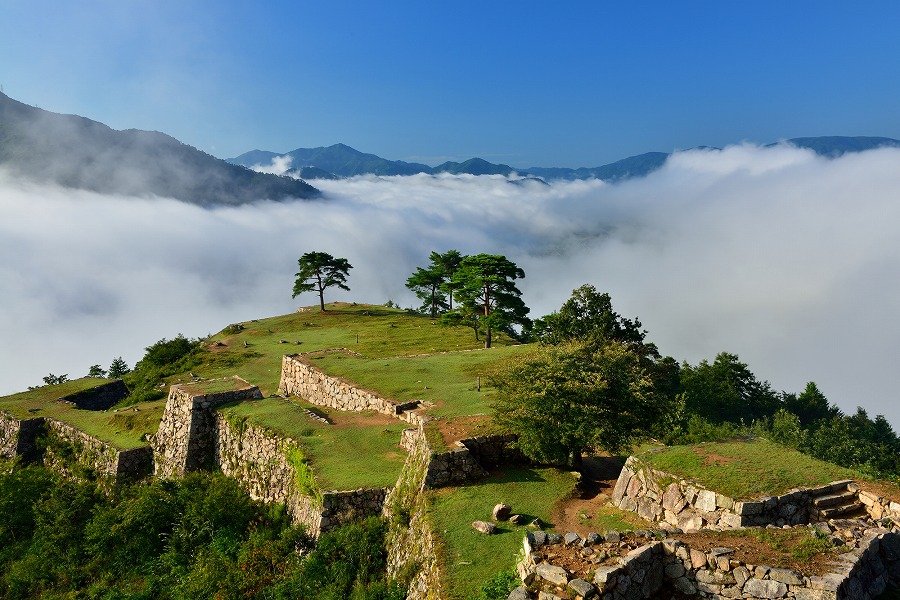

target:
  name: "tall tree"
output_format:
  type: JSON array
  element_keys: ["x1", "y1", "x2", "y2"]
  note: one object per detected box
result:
[
  {"x1": 292, "y1": 252, "x2": 353, "y2": 311},
  {"x1": 680, "y1": 352, "x2": 779, "y2": 424},
  {"x1": 432, "y1": 249, "x2": 463, "y2": 310},
  {"x1": 491, "y1": 340, "x2": 657, "y2": 468},
  {"x1": 445, "y1": 254, "x2": 530, "y2": 348},
  {"x1": 533, "y1": 284, "x2": 646, "y2": 346},
  {"x1": 108, "y1": 357, "x2": 130, "y2": 379},
  {"x1": 406, "y1": 266, "x2": 448, "y2": 318}
]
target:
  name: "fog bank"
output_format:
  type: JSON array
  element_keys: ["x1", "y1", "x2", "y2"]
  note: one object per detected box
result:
[{"x1": 2, "y1": 143, "x2": 898, "y2": 425}]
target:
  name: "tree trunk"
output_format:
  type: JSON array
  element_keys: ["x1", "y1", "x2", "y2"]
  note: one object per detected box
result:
[{"x1": 485, "y1": 327, "x2": 491, "y2": 348}]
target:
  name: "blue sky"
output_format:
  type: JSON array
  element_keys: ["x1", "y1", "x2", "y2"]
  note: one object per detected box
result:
[{"x1": 2, "y1": 1, "x2": 900, "y2": 167}]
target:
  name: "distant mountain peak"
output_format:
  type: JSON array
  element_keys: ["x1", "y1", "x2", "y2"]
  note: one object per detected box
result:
[{"x1": 0, "y1": 92, "x2": 319, "y2": 206}]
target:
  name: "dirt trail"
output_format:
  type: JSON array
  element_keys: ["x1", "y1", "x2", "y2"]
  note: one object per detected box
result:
[{"x1": 549, "y1": 455, "x2": 628, "y2": 535}]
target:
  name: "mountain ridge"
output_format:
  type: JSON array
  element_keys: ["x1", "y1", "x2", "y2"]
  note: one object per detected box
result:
[
  {"x1": 0, "y1": 92, "x2": 320, "y2": 206},
  {"x1": 229, "y1": 137, "x2": 900, "y2": 182}
]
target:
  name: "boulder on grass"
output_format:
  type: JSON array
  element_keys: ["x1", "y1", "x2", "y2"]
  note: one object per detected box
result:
[
  {"x1": 472, "y1": 520, "x2": 497, "y2": 534},
  {"x1": 493, "y1": 503, "x2": 513, "y2": 520}
]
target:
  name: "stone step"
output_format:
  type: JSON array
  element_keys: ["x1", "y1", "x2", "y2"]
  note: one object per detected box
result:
[
  {"x1": 810, "y1": 480, "x2": 855, "y2": 496},
  {"x1": 813, "y1": 490, "x2": 859, "y2": 509},
  {"x1": 816, "y1": 503, "x2": 866, "y2": 520}
]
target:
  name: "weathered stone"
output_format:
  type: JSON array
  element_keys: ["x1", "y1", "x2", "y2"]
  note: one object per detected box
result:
[
  {"x1": 672, "y1": 576, "x2": 696, "y2": 595},
  {"x1": 564, "y1": 532, "x2": 581, "y2": 546},
  {"x1": 530, "y1": 530, "x2": 548, "y2": 547},
  {"x1": 604, "y1": 530, "x2": 621, "y2": 543},
  {"x1": 768, "y1": 567, "x2": 803, "y2": 585},
  {"x1": 567, "y1": 578, "x2": 596, "y2": 599},
  {"x1": 535, "y1": 563, "x2": 569, "y2": 586},
  {"x1": 593, "y1": 565, "x2": 618, "y2": 590},
  {"x1": 586, "y1": 532, "x2": 601, "y2": 545},
  {"x1": 678, "y1": 512, "x2": 703, "y2": 533},
  {"x1": 509, "y1": 514, "x2": 525, "y2": 525},
  {"x1": 472, "y1": 520, "x2": 497, "y2": 534},
  {"x1": 695, "y1": 489, "x2": 718, "y2": 512},
  {"x1": 537, "y1": 592, "x2": 564, "y2": 600},
  {"x1": 493, "y1": 503, "x2": 512, "y2": 521},
  {"x1": 736, "y1": 500, "x2": 764, "y2": 516},
  {"x1": 546, "y1": 532, "x2": 563, "y2": 544},
  {"x1": 690, "y1": 548, "x2": 708, "y2": 569},
  {"x1": 665, "y1": 562, "x2": 685, "y2": 578},
  {"x1": 506, "y1": 586, "x2": 531, "y2": 600},
  {"x1": 732, "y1": 565, "x2": 750, "y2": 587},
  {"x1": 743, "y1": 577, "x2": 788, "y2": 598}
]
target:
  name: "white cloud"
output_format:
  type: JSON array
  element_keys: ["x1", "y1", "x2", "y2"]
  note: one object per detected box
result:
[
  {"x1": 250, "y1": 154, "x2": 293, "y2": 175},
  {"x1": 2, "y1": 144, "x2": 899, "y2": 428}
]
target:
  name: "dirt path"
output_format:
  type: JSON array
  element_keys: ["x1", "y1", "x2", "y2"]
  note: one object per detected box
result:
[{"x1": 549, "y1": 455, "x2": 628, "y2": 535}]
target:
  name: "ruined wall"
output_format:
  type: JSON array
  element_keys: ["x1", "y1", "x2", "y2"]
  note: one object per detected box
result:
[
  {"x1": 458, "y1": 433, "x2": 525, "y2": 468},
  {"x1": 1, "y1": 410, "x2": 150, "y2": 480},
  {"x1": 213, "y1": 411, "x2": 386, "y2": 535},
  {"x1": 60, "y1": 379, "x2": 129, "y2": 410},
  {"x1": 0, "y1": 411, "x2": 44, "y2": 460},
  {"x1": 612, "y1": 455, "x2": 858, "y2": 531},
  {"x1": 386, "y1": 423, "x2": 445, "y2": 600},
  {"x1": 43, "y1": 419, "x2": 152, "y2": 481},
  {"x1": 277, "y1": 353, "x2": 424, "y2": 425},
  {"x1": 517, "y1": 525, "x2": 900, "y2": 600},
  {"x1": 152, "y1": 379, "x2": 263, "y2": 477}
]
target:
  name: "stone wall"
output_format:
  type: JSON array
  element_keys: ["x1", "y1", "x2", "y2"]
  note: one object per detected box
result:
[
  {"x1": 386, "y1": 423, "x2": 445, "y2": 600},
  {"x1": 859, "y1": 489, "x2": 900, "y2": 523},
  {"x1": 0, "y1": 412, "x2": 44, "y2": 460},
  {"x1": 517, "y1": 525, "x2": 900, "y2": 599},
  {"x1": 458, "y1": 433, "x2": 525, "y2": 468},
  {"x1": 60, "y1": 379, "x2": 129, "y2": 410},
  {"x1": 43, "y1": 418, "x2": 152, "y2": 481},
  {"x1": 277, "y1": 353, "x2": 424, "y2": 425},
  {"x1": 213, "y1": 410, "x2": 386, "y2": 535},
  {"x1": 1, "y1": 410, "x2": 150, "y2": 480},
  {"x1": 612, "y1": 455, "x2": 855, "y2": 531},
  {"x1": 152, "y1": 378, "x2": 263, "y2": 477}
]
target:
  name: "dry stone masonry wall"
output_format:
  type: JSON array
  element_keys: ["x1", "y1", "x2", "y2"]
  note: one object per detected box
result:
[
  {"x1": 59, "y1": 379, "x2": 129, "y2": 410},
  {"x1": 612, "y1": 455, "x2": 866, "y2": 532},
  {"x1": 515, "y1": 525, "x2": 900, "y2": 600},
  {"x1": 277, "y1": 353, "x2": 424, "y2": 425},
  {"x1": 152, "y1": 378, "x2": 263, "y2": 477},
  {"x1": 0, "y1": 412, "x2": 44, "y2": 460},
  {"x1": 43, "y1": 418, "x2": 152, "y2": 481}
]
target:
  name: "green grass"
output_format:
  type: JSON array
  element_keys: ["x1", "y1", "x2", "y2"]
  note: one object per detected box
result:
[
  {"x1": 219, "y1": 396, "x2": 408, "y2": 490},
  {"x1": 641, "y1": 438, "x2": 859, "y2": 499},
  {"x1": 183, "y1": 303, "x2": 520, "y2": 396},
  {"x1": 0, "y1": 378, "x2": 163, "y2": 450},
  {"x1": 178, "y1": 376, "x2": 250, "y2": 395},
  {"x1": 310, "y1": 345, "x2": 531, "y2": 418},
  {"x1": 591, "y1": 505, "x2": 651, "y2": 532},
  {"x1": 428, "y1": 466, "x2": 578, "y2": 600}
]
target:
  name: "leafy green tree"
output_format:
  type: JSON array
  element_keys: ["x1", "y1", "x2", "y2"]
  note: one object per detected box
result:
[
  {"x1": 783, "y1": 382, "x2": 840, "y2": 427},
  {"x1": 406, "y1": 266, "x2": 448, "y2": 317},
  {"x1": 533, "y1": 284, "x2": 646, "y2": 346},
  {"x1": 680, "y1": 352, "x2": 779, "y2": 424},
  {"x1": 433, "y1": 249, "x2": 464, "y2": 310},
  {"x1": 292, "y1": 251, "x2": 353, "y2": 311},
  {"x1": 444, "y1": 253, "x2": 530, "y2": 348},
  {"x1": 40, "y1": 373, "x2": 69, "y2": 386},
  {"x1": 87, "y1": 364, "x2": 107, "y2": 378},
  {"x1": 108, "y1": 357, "x2": 130, "y2": 378},
  {"x1": 491, "y1": 341, "x2": 657, "y2": 468},
  {"x1": 140, "y1": 334, "x2": 198, "y2": 368}
]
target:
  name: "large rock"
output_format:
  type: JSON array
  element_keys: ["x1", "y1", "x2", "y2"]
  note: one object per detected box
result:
[
  {"x1": 567, "y1": 578, "x2": 597, "y2": 599},
  {"x1": 472, "y1": 520, "x2": 497, "y2": 534},
  {"x1": 493, "y1": 503, "x2": 512, "y2": 520},
  {"x1": 743, "y1": 578, "x2": 788, "y2": 599},
  {"x1": 535, "y1": 563, "x2": 570, "y2": 586}
]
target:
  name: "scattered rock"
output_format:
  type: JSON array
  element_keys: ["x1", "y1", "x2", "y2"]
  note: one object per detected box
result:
[
  {"x1": 509, "y1": 514, "x2": 525, "y2": 525},
  {"x1": 493, "y1": 503, "x2": 512, "y2": 521},
  {"x1": 472, "y1": 520, "x2": 497, "y2": 535}
]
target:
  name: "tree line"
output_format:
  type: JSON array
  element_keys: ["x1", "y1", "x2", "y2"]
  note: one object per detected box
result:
[{"x1": 292, "y1": 249, "x2": 900, "y2": 480}]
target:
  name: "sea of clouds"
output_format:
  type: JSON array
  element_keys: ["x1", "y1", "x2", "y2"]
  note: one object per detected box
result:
[{"x1": 2, "y1": 143, "x2": 899, "y2": 425}]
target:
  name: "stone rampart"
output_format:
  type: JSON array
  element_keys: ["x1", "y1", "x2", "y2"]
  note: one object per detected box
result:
[
  {"x1": 612, "y1": 455, "x2": 851, "y2": 531},
  {"x1": 277, "y1": 353, "x2": 424, "y2": 425},
  {"x1": 0, "y1": 412, "x2": 45, "y2": 460},
  {"x1": 152, "y1": 377, "x2": 263, "y2": 477},
  {"x1": 213, "y1": 411, "x2": 386, "y2": 535},
  {"x1": 516, "y1": 525, "x2": 900, "y2": 600},
  {"x1": 59, "y1": 379, "x2": 129, "y2": 410},
  {"x1": 458, "y1": 433, "x2": 525, "y2": 467},
  {"x1": 385, "y1": 422, "x2": 445, "y2": 600},
  {"x1": 43, "y1": 418, "x2": 152, "y2": 481}
]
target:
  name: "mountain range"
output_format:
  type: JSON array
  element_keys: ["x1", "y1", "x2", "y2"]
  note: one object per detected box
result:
[
  {"x1": 229, "y1": 137, "x2": 900, "y2": 182},
  {"x1": 2, "y1": 91, "x2": 899, "y2": 206},
  {"x1": 0, "y1": 92, "x2": 320, "y2": 206}
]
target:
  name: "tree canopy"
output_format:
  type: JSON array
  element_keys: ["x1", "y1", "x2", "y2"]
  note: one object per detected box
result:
[
  {"x1": 491, "y1": 340, "x2": 657, "y2": 467},
  {"x1": 444, "y1": 253, "x2": 530, "y2": 348},
  {"x1": 532, "y1": 284, "x2": 646, "y2": 347},
  {"x1": 292, "y1": 252, "x2": 353, "y2": 311}
]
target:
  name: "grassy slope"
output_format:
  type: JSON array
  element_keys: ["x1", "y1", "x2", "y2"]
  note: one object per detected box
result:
[
  {"x1": 219, "y1": 396, "x2": 408, "y2": 490},
  {"x1": 428, "y1": 467, "x2": 578, "y2": 600},
  {"x1": 187, "y1": 303, "x2": 519, "y2": 396},
  {"x1": 641, "y1": 438, "x2": 860, "y2": 499},
  {"x1": 0, "y1": 378, "x2": 163, "y2": 450}
]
